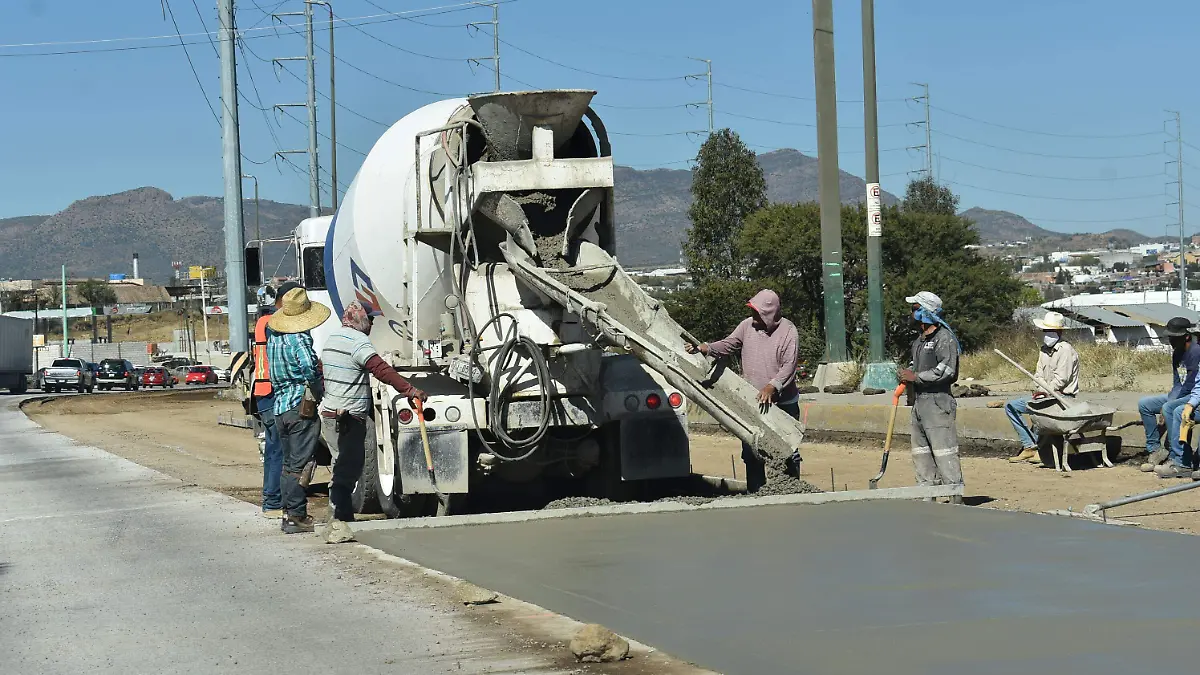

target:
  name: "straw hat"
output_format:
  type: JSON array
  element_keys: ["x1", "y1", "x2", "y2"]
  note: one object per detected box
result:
[
  {"x1": 1033, "y1": 311, "x2": 1067, "y2": 331},
  {"x1": 268, "y1": 287, "x2": 331, "y2": 334}
]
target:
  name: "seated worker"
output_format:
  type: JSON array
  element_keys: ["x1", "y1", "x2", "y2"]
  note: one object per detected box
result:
[
  {"x1": 1137, "y1": 317, "x2": 1200, "y2": 474},
  {"x1": 1005, "y1": 311, "x2": 1081, "y2": 464}
]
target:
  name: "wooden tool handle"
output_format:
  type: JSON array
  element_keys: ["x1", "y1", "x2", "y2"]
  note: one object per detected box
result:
[
  {"x1": 414, "y1": 399, "x2": 434, "y2": 472},
  {"x1": 992, "y1": 349, "x2": 1070, "y2": 409}
]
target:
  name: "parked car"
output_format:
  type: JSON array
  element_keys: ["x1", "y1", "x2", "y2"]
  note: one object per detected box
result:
[
  {"x1": 43, "y1": 358, "x2": 95, "y2": 393},
  {"x1": 213, "y1": 367, "x2": 231, "y2": 382},
  {"x1": 97, "y1": 359, "x2": 140, "y2": 391},
  {"x1": 140, "y1": 366, "x2": 177, "y2": 389},
  {"x1": 185, "y1": 365, "x2": 218, "y2": 385}
]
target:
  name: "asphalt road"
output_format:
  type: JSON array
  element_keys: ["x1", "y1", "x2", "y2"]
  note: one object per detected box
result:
[
  {"x1": 359, "y1": 500, "x2": 1200, "y2": 675},
  {"x1": 0, "y1": 395, "x2": 569, "y2": 674}
]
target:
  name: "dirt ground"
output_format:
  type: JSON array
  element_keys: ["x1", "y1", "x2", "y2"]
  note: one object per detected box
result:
[{"x1": 24, "y1": 389, "x2": 1200, "y2": 536}]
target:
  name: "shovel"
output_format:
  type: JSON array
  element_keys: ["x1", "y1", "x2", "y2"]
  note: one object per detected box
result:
[
  {"x1": 869, "y1": 383, "x2": 906, "y2": 489},
  {"x1": 414, "y1": 399, "x2": 442, "y2": 499},
  {"x1": 993, "y1": 349, "x2": 1071, "y2": 409}
]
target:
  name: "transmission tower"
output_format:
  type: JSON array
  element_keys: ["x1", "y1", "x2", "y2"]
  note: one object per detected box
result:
[
  {"x1": 1167, "y1": 110, "x2": 1187, "y2": 307},
  {"x1": 907, "y1": 82, "x2": 932, "y2": 179},
  {"x1": 468, "y1": 2, "x2": 500, "y2": 92}
]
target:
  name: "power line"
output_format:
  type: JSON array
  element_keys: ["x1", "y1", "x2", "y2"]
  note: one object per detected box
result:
[
  {"x1": 931, "y1": 104, "x2": 1162, "y2": 139},
  {"x1": 715, "y1": 109, "x2": 910, "y2": 129},
  {"x1": 242, "y1": 38, "x2": 392, "y2": 128},
  {"x1": 275, "y1": 103, "x2": 369, "y2": 157},
  {"x1": 942, "y1": 179, "x2": 1162, "y2": 202},
  {"x1": 938, "y1": 130, "x2": 1163, "y2": 160},
  {"x1": 163, "y1": 0, "x2": 218, "y2": 124},
  {"x1": 712, "y1": 82, "x2": 908, "y2": 103},
  {"x1": 330, "y1": 7, "x2": 464, "y2": 61},
  {"x1": 1013, "y1": 213, "x2": 1165, "y2": 224},
  {"x1": 593, "y1": 102, "x2": 695, "y2": 111},
  {"x1": 497, "y1": 38, "x2": 690, "y2": 82},
  {"x1": 609, "y1": 130, "x2": 703, "y2": 138},
  {"x1": 0, "y1": 2, "x2": 494, "y2": 56},
  {"x1": 939, "y1": 155, "x2": 1164, "y2": 182}
]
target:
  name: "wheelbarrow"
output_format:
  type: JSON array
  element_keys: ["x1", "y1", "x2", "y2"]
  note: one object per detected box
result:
[{"x1": 995, "y1": 350, "x2": 1139, "y2": 472}]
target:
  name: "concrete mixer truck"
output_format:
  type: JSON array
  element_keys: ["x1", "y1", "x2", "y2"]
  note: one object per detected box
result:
[{"x1": 268, "y1": 89, "x2": 806, "y2": 517}]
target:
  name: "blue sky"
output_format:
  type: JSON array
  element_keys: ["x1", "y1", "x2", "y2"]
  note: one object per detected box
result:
[{"x1": 2, "y1": 0, "x2": 1199, "y2": 239}]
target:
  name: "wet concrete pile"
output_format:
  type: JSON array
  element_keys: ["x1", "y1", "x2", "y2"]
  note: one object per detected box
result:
[{"x1": 541, "y1": 473, "x2": 823, "y2": 510}]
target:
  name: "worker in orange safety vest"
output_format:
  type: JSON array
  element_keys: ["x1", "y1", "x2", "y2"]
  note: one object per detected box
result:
[{"x1": 254, "y1": 281, "x2": 300, "y2": 518}]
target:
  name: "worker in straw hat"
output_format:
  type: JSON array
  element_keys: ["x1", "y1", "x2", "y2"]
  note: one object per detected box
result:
[
  {"x1": 1003, "y1": 311, "x2": 1081, "y2": 465},
  {"x1": 267, "y1": 286, "x2": 331, "y2": 534},
  {"x1": 1136, "y1": 317, "x2": 1200, "y2": 479},
  {"x1": 897, "y1": 291, "x2": 963, "y2": 501}
]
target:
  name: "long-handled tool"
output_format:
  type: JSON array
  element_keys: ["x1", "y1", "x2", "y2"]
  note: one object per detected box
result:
[
  {"x1": 869, "y1": 383, "x2": 906, "y2": 489},
  {"x1": 993, "y1": 349, "x2": 1071, "y2": 409},
  {"x1": 414, "y1": 399, "x2": 443, "y2": 499},
  {"x1": 1049, "y1": 478, "x2": 1200, "y2": 524}
]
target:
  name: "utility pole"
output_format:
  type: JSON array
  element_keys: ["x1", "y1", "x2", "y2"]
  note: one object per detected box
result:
[
  {"x1": 242, "y1": 174, "x2": 261, "y2": 242},
  {"x1": 812, "y1": 0, "x2": 848, "y2": 363},
  {"x1": 468, "y1": 2, "x2": 501, "y2": 92},
  {"x1": 61, "y1": 265, "x2": 68, "y2": 357},
  {"x1": 860, "y1": 0, "x2": 893, "y2": 389},
  {"x1": 273, "y1": 4, "x2": 320, "y2": 218},
  {"x1": 1168, "y1": 110, "x2": 1187, "y2": 308},
  {"x1": 200, "y1": 273, "x2": 211, "y2": 362},
  {"x1": 909, "y1": 83, "x2": 932, "y2": 178},
  {"x1": 686, "y1": 58, "x2": 714, "y2": 134},
  {"x1": 218, "y1": 0, "x2": 249, "y2": 350},
  {"x1": 308, "y1": 1, "x2": 338, "y2": 208}
]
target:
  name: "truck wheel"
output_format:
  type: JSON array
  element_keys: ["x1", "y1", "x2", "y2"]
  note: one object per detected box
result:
[
  {"x1": 12, "y1": 378, "x2": 27, "y2": 394},
  {"x1": 356, "y1": 436, "x2": 391, "y2": 516}
]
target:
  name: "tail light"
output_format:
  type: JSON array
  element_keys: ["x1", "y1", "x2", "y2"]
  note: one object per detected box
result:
[
  {"x1": 123, "y1": 372, "x2": 129, "y2": 377},
  {"x1": 397, "y1": 409, "x2": 414, "y2": 424},
  {"x1": 75, "y1": 370, "x2": 81, "y2": 377},
  {"x1": 645, "y1": 393, "x2": 662, "y2": 410},
  {"x1": 668, "y1": 392, "x2": 683, "y2": 408}
]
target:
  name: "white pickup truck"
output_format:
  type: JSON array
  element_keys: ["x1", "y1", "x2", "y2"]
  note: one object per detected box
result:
[{"x1": 43, "y1": 358, "x2": 96, "y2": 394}]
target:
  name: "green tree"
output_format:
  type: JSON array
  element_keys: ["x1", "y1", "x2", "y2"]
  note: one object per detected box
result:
[
  {"x1": 682, "y1": 129, "x2": 767, "y2": 283},
  {"x1": 735, "y1": 201, "x2": 1022, "y2": 355},
  {"x1": 1055, "y1": 269, "x2": 1070, "y2": 285},
  {"x1": 77, "y1": 280, "x2": 117, "y2": 310},
  {"x1": 1018, "y1": 285, "x2": 1043, "y2": 306},
  {"x1": 1073, "y1": 254, "x2": 1101, "y2": 266},
  {"x1": 902, "y1": 175, "x2": 960, "y2": 216}
]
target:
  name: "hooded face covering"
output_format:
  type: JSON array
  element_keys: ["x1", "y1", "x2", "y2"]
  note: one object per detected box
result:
[
  {"x1": 341, "y1": 301, "x2": 372, "y2": 334},
  {"x1": 1170, "y1": 335, "x2": 1190, "y2": 353},
  {"x1": 1043, "y1": 332, "x2": 1060, "y2": 348},
  {"x1": 747, "y1": 289, "x2": 782, "y2": 333}
]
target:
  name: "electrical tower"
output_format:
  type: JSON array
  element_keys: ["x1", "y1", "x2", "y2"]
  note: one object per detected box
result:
[
  {"x1": 685, "y1": 58, "x2": 713, "y2": 134},
  {"x1": 1167, "y1": 110, "x2": 1187, "y2": 307},
  {"x1": 908, "y1": 82, "x2": 932, "y2": 179},
  {"x1": 272, "y1": 2, "x2": 321, "y2": 217},
  {"x1": 468, "y1": 2, "x2": 500, "y2": 92}
]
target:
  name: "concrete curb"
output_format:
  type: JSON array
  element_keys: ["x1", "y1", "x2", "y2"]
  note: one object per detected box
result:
[{"x1": 351, "y1": 484, "x2": 965, "y2": 532}]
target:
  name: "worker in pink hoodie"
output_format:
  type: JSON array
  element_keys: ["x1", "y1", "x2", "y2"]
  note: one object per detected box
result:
[{"x1": 686, "y1": 289, "x2": 800, "y2": 491}]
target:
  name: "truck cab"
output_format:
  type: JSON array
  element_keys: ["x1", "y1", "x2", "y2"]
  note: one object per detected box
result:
[{"x1": 294, "y1": 216, "x2": 340, "y2": 353}]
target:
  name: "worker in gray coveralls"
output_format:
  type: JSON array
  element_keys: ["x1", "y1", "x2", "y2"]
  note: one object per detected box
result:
[{"x1": 897, "y1": 291, "x2": 964, "y2": 502}]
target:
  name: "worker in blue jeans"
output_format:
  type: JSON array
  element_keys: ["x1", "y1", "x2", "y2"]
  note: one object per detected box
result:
[
  {"x1": 1137, "y1": 317, "x2": 1200, "y2": 477},
  {"x1": 252, "y1": 283, "x2": 292, "y2": 517}
]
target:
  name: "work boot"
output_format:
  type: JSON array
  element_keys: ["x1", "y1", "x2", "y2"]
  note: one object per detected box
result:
[
  {"x1": 1154, "y1": 463, "x2": 1192, "y2": 479},
  {"x1": 281, "y1": 514, "x2": 315, "y2": 534},
  {"x1": 262, "y1": 508, "x2": 283, "y2": 519},
  {"x1": 325, "y1": 520, "x2": 356, "y2": 544},
  {"x1": 1141, "y1": 448, "x2": 1170, "y2": 472},
  {"x1": 1008, "y1": 447, "x2": 1037, "y2": 463}
]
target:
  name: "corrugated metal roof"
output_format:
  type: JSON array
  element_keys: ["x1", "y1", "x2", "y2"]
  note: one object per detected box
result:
[
  {"x1": 1012, "y1": 306, "x2": 1091, "y2": 330},
  {"x1": 1063, "y1": 306, "x2": 1146, "y2": 327},
  {"x1": 1101, "y1": 303, "x2": 1200, "y2": 327}
]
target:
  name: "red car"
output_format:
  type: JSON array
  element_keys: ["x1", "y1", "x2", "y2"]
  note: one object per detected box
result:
[
  {"x1": 141, "y1": 367, "x2": 177, "y2": 389},
  {"x1": 185, "y1": 366, "x2": 218, "y2": 385}
]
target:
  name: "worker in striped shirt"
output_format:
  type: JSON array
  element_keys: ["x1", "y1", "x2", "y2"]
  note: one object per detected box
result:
[{"x1": 319, "y1": 301, "x2": 426, "y2": 544}]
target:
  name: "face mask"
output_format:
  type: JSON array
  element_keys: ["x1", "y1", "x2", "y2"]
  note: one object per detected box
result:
[
  {"x1": 913, "y1": 307, "x2": 938, "y2": 326},
  {"x1": 1043, "y1": 334, "x2": 1059, "y2": 348}
]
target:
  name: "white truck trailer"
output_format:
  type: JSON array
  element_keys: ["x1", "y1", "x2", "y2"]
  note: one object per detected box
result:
[
  {"x1": 0, "y1": 316, "x2": 34, "y2": 393},
  {"x1": 258, "y1": 90, "x2": 806, "y2": 516}
]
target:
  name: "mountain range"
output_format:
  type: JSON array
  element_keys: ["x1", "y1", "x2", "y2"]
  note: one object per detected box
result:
[{"x1": 0, "y1": 149, "x2": 1159, "y2": 281}]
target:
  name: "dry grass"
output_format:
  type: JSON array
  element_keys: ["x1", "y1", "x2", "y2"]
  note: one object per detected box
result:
[
  {"x1": 40, "y1": 312, "x2": 229, "y2": 344},
  {"x1": 960, "y1": 327, "x2": 1168, "y2": 392}
]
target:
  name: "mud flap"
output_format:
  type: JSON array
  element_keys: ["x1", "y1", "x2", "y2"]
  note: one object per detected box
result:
[
  {"x1": 397, "y1": 427, "x2": 469, "y2": 494},
  {"x1": 618, "y1": 412, "x2": 690, "y2": 481}
]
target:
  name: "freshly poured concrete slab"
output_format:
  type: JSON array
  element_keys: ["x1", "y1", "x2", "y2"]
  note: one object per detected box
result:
[{"x1": 358, "y1": 501, "x2": 1200, "y2": 675}]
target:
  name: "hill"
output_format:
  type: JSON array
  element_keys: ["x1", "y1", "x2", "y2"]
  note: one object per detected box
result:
[
  {"x1": 613, "y1": 149, "x2": 900, "y2": 267},
  {"x1": 960, "y1": 207, "x2": 1155, "y2": 248},
  {"x1": 0, "y1": 188, "x2": 312, "y2": 283}
]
